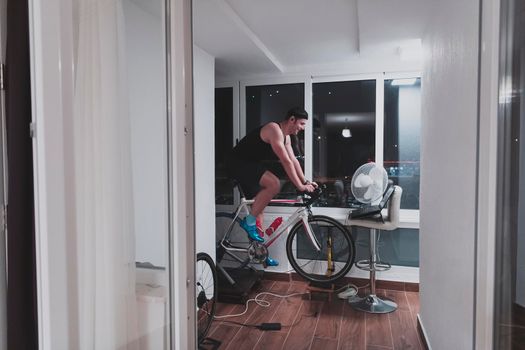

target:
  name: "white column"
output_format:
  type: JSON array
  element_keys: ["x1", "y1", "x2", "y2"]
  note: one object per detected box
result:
[
  {"x1": 28, "y1": 0, "x2": 76, "y2": 348},
  {"x1": 167, "y1": 0, "x2": 195, "y2": 349}
]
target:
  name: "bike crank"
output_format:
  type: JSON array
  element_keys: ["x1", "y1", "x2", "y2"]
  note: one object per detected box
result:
[{"x1": 247, "y1": 242, "x2": 268, "y2": 264}]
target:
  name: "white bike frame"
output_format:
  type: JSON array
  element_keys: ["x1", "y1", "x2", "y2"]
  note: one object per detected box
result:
[{"x1": 219, "y1": 197, "x2": 322, "y2": 252}]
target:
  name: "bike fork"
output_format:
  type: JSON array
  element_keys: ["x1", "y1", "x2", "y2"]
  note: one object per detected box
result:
[{"x1": 301, "y1": 216, "x2": 322, "y2": 251}]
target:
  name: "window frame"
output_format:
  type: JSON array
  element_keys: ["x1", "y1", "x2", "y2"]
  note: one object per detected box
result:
[
  {"x1": 383, "y1": 71, "x2": 422, "y2": 225},
  {"x1": 228, "y1": 72, "x2": 421, "y2": 228},
  {"x1": 215, "y1": 81, "x2": 240, "y2": 212},
  {"x1": 310, "y1": 73, "x2": 383, "y2": 218}
]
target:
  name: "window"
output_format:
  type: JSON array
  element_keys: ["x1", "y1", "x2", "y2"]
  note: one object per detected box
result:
[
  {"x1": 312, "y1": 80, "x2": 376, "y2": 208},
  {"x1": 231, "y1": 74, "x2": 421, "y2": 270},
  {"x1": 235, "y1": 74, "x2": 421, "y2": 220},
  {"x1": 215, "y1": 87, "x2": 234, "y2": 204},
  {"x1": 384, "y1": 78, "x2": 421, "y2": 209},
  {"x1": 244, "y1": 83, "x2": 305, "y2": 198},
  {"x1": 353, "y1": 227, "x2": 420, "y2": 267}
]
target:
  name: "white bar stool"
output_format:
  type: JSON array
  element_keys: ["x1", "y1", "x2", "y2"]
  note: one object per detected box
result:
[{"x1": 347, "y1": 186, "x2": 403, "y2": 314}]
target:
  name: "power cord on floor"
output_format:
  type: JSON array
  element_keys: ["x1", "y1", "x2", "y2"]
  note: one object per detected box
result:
[
  {"x1": 213, "y1": 291, "x2": 307, "y2": 320},
  {"x1": 213, "y1": 291, "x2": 321, "y2": 331},
  {"x1": 213, "y1": 283, "x2": 373, "y2": 331}
]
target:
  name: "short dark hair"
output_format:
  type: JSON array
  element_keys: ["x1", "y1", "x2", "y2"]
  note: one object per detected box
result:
[{"x1": 285, "y1": 107, "x2": 308, "y2": 120}]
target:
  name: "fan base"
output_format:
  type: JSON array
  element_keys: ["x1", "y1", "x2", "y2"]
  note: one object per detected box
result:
[{"x1": 349, "y1": 294, "x2": 397, "y2": 314}]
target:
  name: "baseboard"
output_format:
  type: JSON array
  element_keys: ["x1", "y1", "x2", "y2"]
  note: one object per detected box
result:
[
  {"x1": 417, "y1": 314, "x2": 431, "y2": 350},
  {"x1": 262, "y1": 271, "x2": 419, "y2": 292},
  {"x1": 262, "y1": 271, "x2": 292, "y2": 282}
]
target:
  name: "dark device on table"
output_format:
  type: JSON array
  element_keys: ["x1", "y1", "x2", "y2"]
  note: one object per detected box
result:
[{"x1": 349, "y1": 180, "x2": 395, "y2": 219}]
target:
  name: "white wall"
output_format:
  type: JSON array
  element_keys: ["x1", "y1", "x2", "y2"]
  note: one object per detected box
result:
[
  {"x1": 123, "y1": 0, "x2": 168, "y2": 268},
  {"x1": 420, "y1": 0, "x2": 480, "y2": 348},
  {"x1": 193, "y1": 45, "x2": 216, "y2": 261}
]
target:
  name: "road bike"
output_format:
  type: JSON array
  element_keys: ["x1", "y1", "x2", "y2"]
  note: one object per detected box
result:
[{"x1": 216, "y1": 185, "x2": 355, "y2": 284}]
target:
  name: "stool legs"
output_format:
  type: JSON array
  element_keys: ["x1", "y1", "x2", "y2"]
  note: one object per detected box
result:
[{"x1": 349, "y1": 228, "x2": 397, "y2": 314}]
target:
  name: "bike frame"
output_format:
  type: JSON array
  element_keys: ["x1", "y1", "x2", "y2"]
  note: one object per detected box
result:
[{"x1": 219, "y1": 197, "x2": 322, "y2": 253}]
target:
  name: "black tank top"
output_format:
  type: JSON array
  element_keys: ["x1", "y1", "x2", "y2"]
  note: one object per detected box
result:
[{"x1": 230, "y1": 122, "x2": 285, "y2": 162}]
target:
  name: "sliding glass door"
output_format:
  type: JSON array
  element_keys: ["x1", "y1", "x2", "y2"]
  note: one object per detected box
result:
[{"x1": 494, "y1": 0, "x2": 525, "y2": 348}]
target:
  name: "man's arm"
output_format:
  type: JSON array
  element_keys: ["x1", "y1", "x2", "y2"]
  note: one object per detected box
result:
[
  {"x1": 285, "y1": 139, "x2": 318, "y2": 188},
  {"x1": 285, "y1": 138, "x2": 307, "y2": 184}
]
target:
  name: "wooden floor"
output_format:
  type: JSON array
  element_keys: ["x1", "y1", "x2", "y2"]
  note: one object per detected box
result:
[
  {"x1": 204, "y1": 279, "x2": 423, "y2": 350},
  {"x1": 497, "y1": 303, "x2": 525, "y2": 349}
]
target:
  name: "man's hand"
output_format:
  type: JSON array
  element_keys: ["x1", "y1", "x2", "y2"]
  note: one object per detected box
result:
[
  {"x1": 304, "y1": 180, "x2": 319, "y2": 188},
  {"x1": 300, "y1": 183, "x2": 316, "y2": 192}
]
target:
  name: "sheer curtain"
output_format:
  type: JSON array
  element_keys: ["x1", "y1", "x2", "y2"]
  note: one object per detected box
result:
[{"x1": 74, "y1": 0, "x2": 138, "y2": 348}]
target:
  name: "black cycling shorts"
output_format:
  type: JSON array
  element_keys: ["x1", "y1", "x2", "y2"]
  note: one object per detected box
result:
[{"x1": 226, "y1": 156, "x2": 273, "y2": 199}]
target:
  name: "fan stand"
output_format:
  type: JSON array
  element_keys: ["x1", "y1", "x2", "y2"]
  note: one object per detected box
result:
[{"x1": 348, "y1": 228, "x2": 397, "y2": 313}]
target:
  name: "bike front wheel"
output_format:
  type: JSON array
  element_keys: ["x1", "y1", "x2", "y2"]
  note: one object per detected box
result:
[
  {"x1": 196, "y1": 252, "x2": 217, "y2": 344},
  {"x1": 286, "y1": 215, "x2": 355, "y2": 284}
]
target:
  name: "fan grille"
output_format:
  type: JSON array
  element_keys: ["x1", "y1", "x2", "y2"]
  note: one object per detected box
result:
[{"x1": 350, "y1": 162, "x2": 388, "y2": 204}]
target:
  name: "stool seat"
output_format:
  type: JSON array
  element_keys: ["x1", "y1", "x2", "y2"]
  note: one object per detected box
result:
[{"x1": 347, "y1": 186, "x2": 403, "y2": 314}]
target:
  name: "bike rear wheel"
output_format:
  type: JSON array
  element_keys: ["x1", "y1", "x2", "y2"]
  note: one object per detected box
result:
[
  {"x1": 286, "y1": 215, "x2": 355, "y2": 284},
  {"x1": 196, "y1": 252, "x2": 217, "y2": 344}
]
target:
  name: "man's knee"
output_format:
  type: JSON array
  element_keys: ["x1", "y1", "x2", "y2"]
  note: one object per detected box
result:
[{"x1": 268, "y1": 177, "x2": 281, "y2": 195}]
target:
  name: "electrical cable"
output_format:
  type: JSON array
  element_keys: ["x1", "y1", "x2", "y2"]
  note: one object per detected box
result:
[
  {"x1": 219, "y1": 320, "x2": 260, "y2": 329},
  {"x1": 213, "y1": 282, "x2": 372, "y2": 323},
  {"x1": 218, "y1": 306, "x2": 319, "y2": 329},
  {"x1": 213, "y1": 291, "x2": 307, "y2": 319}
]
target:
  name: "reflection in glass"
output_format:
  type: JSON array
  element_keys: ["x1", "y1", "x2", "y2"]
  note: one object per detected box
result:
[
  {"x1": 123, "y1": 0, "x2": 170, "y2": 347},
  {"x1": 215, "y1": 87, "x2": 234, "y2": 204},
  {"x1": 384, "y1": 78, "x2": 421, "y2": 210},
  {"x1": 353, "y1": 227, "x2": 419, "y2": 267},
  {"x1": 245, "y1": 83, "x2": 305, "y2": 199},
  {"x1": 312, "y1": 80, "x2": 376, "y2": 208},
  {"x1": 494, "y1": 0, "x2": 525, "y2": 347},
  {"x1": 73, "y1": 0, "x2": 170, "y2": 347}
]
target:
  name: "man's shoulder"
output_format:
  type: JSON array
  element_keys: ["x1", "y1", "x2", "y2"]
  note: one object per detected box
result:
[
  {"x1": 261, "y1": 121, "x2": 279, "y2": 130},
  {"x1": 261, "y1": 122, "x2": 283, "y2": 143}
]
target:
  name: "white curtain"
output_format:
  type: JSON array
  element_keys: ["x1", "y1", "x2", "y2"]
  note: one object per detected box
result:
[{"x1": 74, "y1": 0, "x2": 138, "y2": 348}]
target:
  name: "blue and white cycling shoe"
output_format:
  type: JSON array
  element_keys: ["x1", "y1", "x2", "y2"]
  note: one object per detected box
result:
[
  {"x1": 240, "y1": 216, "x2": 264, "y2": 243},
  {"x1": 265, "y1": 256, "x2": 279, "y2": 267}
]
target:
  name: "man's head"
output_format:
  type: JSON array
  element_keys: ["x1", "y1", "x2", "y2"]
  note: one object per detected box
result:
[
  {"x1": 286, "y1": 107, "x2": 308, "y2": 121},
  {"x1": 283, "y1": 107, "x2": 308, "y2": 135}
]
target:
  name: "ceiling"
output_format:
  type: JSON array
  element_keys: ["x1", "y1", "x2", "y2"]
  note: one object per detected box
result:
[{"x1": 193, "y1": 0, "x2": 430, "y2": 80}]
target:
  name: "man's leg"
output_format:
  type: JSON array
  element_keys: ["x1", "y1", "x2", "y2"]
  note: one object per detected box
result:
[
  {"x1": 238, "y1": 169, "x2": 279, "y2": 243},
  {"x1": 251, "y1": 171, "x2": 280, "y2": 267},
  {"x1": 251, "y1": 171, "x2": 280, "y2": 218}
]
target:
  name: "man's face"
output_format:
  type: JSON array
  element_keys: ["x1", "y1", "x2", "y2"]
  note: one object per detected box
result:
[{"x1": 291, "y1": 117, "x2": 307, "y2": 135}]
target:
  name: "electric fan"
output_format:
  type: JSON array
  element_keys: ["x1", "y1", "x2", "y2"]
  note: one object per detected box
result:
[{"x1": 351, "y1": 162, "x2": 388, "y2": 204}]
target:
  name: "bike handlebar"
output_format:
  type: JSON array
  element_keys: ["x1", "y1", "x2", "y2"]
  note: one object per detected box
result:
[{"x1": 299, "y1": 184, "x2": 325, "y2": 206}]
